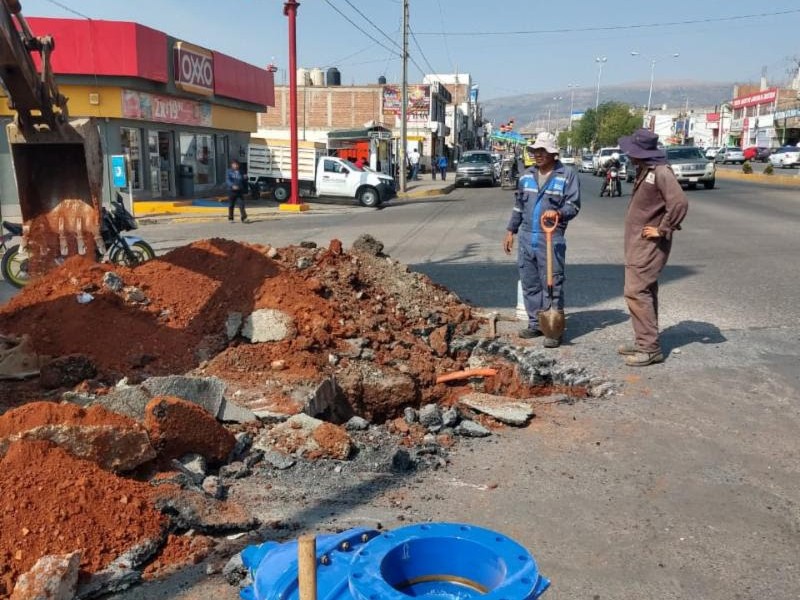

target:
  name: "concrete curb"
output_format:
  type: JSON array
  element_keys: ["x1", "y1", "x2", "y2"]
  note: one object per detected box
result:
[
  {"x1": 396, "y1": 184, "x2": 455, "y2": 199},
  {"x1": 716, "y1": 169, "x2": 800, "y2": 187}
]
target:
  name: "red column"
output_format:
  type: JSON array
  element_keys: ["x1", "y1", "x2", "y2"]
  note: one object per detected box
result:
[{"x1": 282, "y1": 0, "x2": 308, "y2": 211}]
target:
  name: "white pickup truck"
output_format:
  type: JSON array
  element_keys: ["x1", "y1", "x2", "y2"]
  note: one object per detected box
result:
[{"x1": 247, "y1": 138, "x2": 395, "y2": 207}]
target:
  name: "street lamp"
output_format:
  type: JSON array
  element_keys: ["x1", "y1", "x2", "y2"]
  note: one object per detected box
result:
[
  {"x1": 594, "y1": 57, "x2": 607, "y2": 111},
  {"x1": 547, "y1": 96, "x2": 563, "y2": 133},
  {"x1": 630, "y1": 51, "x2": 679, "y2": 114},
  {"x1": 567, "y1": 84, "x2": 579, "y2": 154}
]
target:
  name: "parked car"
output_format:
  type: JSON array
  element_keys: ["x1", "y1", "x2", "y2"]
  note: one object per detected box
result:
[
  {"x1": 667, "y1": 146, "x2": 715, "y2": 189},
  {"x1": 704, "y1": 146, "x2": 720, "y2": 160},
  {"x1": 559, "y1": 151, "x2": 576, "y2": 166},
  {"x1": 714, "y1": 147, "x2": 745, "y2": 164},
  {"x1": 580, "y1": 154, "x2": 594, "y2": 172},
  {"x1": 455, "y1": 151, "x2": 497, "y2": 187},
  {"x1": 768, "y1": 146, "x2": 800, "y2": 168}
]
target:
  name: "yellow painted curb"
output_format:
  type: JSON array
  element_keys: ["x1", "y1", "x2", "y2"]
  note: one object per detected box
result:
[
  {"x1": 716, "y1": 169, "x2": 800, "y2": 187},
  {"x1": 134, "y1": 201, "x2": 226, "y2": 215},
  {"x1": 278, "y1": 202, "x2": 310, "y2": 212}
]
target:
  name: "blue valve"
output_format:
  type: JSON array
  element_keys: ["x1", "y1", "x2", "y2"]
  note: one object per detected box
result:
[{"x1": 240, "y1": 522, "x2": 549, "y2": 600}]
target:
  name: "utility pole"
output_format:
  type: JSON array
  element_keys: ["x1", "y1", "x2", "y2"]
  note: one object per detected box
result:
[
  {"x1": 399, "y1": 0, "x2": 408, "y2": 193},
  {"x1": 281, "y1": 0, "x2": 308, "y2": 211}
]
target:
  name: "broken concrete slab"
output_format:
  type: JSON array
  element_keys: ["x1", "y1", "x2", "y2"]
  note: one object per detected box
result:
[
  {"x1": 175, "y1": 453, "x2": 208, "y2": 484},
  {"x1": 95, "y1": 384, "x2": 151, "y2": 421},
  {"x1": 142, "y1": 376, "x2": 226, "y2": 418},
  {"x1": 225, "y1": 312, "x2": 243, "y2": 340},
  {"x1": 241, "y1": 309, "x2": 296, "y2": 343},
  {"x1": 345, "y1": 416, "x2": 369, "y2": 431},
  {"x1": 254, "y1": 413, "x2": 352, "y2": 460},
  {"x1": 218, "y1": 398, "x2": 258, "y2": 424},
  {"x1": 303, "y1": 377, "x2": 354, "y2": 425},
  {"x1": 102, "y1": 271, "x2": 124, "y2": 292},
  {"x1": 10, "y1": 551, "x2": 80, "y2": 600},
  {"x1": 261, "y1": 450, "x2": 296, "y2": 470},
  {"x1": 202, "y1": 475, "x2": 225, "y2": 500},
  {"x1": 454, "y1": 420, "x2": 491, "y2": 438},
  {"x1": 459, "y1": 393, "x2": 535, "y2": 426},
  {"x1": 0, "y1": 402, "x2": 156, "y2": 472},
  {"x1": 419, "y1": 404, "x2": 443, "y2": 429},
  {"x1": 151, "y1": 488, "x2": 258, "y2": 533}
]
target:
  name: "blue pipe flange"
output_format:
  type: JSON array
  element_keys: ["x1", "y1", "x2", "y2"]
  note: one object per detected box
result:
[
  {"x1": 240, "y1": 528, "x2": 380, "y2": 600},
  {"x1": 348, "y1": 523, "x2": 550, "y2": 599}
]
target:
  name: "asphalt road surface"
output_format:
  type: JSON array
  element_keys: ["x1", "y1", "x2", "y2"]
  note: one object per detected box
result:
[{"x1": 3, "y1": 173, "x2": 799, "y2": 599}]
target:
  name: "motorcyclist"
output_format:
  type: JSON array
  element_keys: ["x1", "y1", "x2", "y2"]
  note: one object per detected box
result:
[{"x1": 600, "y1": 152, "x2": 622, "y2": 196}]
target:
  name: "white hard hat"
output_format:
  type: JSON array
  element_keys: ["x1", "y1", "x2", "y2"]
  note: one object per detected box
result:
[{"x1": 611, "y1": 152, "x2": 620, "y2": 161}]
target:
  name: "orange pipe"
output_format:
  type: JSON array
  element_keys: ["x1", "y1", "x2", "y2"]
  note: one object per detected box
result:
[{"x1": 435, "y1": 368, "x2": 498, "y2": 384}]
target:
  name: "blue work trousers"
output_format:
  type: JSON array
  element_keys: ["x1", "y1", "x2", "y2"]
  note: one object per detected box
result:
[{"x1": 518, "y1": 233, "x2": 566, "y2": 330}]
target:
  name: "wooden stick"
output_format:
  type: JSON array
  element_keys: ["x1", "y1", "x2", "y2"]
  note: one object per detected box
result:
[
  {"x1": 436, "y1": 367, "x2": 498, "y2": 384},
  {"x1": 298, "y1": 534, "x2": 317, "y2": 600}
]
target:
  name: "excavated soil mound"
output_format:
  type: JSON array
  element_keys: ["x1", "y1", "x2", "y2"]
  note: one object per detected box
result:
[
  {"x1": 144, "y1": 396, "x2": 236, "y2": 464},
  {"x1": 0, "y1": 440, "x2": 167, "y2": 596},
  {"x1": 0, "y1": 401, "x2": 134, "y2": 437}
]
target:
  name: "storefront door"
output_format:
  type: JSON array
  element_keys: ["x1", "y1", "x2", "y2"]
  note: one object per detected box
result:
[{"x1": 148, "y1": 131, "x2": 175, "y2": 197}]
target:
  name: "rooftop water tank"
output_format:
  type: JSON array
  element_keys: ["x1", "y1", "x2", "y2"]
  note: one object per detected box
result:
[
  {"x1": 326, "y1": 67, "x2": 341, "y2": 86},
  {"x1": 310, "y1": 67, "x2": 324, "y2": 87},
  {"x1": 297, "y1": 68, "x2": 311, "y2": 87},
  {"x1": 378, "y1": 75, "x2": 387, "y2": 85}
]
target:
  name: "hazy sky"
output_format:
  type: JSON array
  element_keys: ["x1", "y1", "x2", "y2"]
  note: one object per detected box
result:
[{"x1": 22, "y1": 0, "x2": 800, "y2": 100}]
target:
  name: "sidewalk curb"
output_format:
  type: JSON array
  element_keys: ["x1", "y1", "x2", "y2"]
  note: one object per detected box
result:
[
  {"x1": 717, "y1": 169, "x2": 800, "y2": 187},
  {"x1": 396, "y1": 183, "x2": 455, "y2": 199}
]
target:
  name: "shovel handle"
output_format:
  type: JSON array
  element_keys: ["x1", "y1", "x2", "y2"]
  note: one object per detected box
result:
[
  {"x1": 540, "y1": 212, "x2": 559, "y2": 234},
  {"x1": 298, "y1": 535, "x2": 318, "y2": 600},
  {"x1": 540, "y1": 213, "x2": 558, "y2": 289}
]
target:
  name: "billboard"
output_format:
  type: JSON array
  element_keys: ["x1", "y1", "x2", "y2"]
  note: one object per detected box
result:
[
  {"x1": 731, "y1": 88, "x2": 777, "y2": 110},
  {"x1": 122, "y1": 90, "x2": 212, "y2": 126},
  {"x1": 382, "y1": 84, "x2": 431, "y2": 118}
]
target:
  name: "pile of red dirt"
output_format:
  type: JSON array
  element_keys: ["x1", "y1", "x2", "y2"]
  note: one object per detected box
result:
[
  {"x1": 0, "y1": 440, "x2": 167, "y2": 597},
  {"x1": 141, "y1": 533, "x2": 213, "y2": 580},
  {"x1": 0, "y1": 238, "x2": 482, "y2": 415}
]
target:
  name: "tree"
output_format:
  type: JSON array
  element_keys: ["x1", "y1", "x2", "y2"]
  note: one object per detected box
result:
[{"x1": 570, "y1": 102, "x2": 643, "y2": 150}]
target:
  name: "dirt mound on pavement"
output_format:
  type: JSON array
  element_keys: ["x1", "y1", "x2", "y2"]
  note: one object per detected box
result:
[{"x1": 0, "y1": 440, "x2": 167, "y2": 597}]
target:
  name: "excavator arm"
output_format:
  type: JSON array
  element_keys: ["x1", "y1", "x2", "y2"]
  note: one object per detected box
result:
[{"x1": 1, "y1": 0, "x2": 103, "y2": 278}]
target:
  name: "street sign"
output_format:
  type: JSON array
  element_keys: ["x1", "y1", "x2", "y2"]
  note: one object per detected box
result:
[{"x1": 111, "y1": 155, "x2": 127, "y2": 188}]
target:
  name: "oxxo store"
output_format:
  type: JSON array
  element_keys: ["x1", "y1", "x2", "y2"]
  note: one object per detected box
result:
[{"x1": 0, "y1": 18, "x2": 274, "y2": 218}]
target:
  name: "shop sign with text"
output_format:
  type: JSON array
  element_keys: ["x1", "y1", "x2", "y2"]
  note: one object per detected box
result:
[
  {"x1": 174, "y1": 41, "x2": 214, "y2": 96},
  {"x1": 122, "y1": 90, "x2": 212, "y2": 127}
]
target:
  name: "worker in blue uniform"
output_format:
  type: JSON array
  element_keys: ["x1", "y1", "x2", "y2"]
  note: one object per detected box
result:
[{"x1": 503, "y1": 132, "x2": 581, "y2": 347}]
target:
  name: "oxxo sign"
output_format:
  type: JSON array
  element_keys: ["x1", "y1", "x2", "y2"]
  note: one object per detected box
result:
[{"x1": 174, "y1": 41, "x2": 214, "y2": 96}]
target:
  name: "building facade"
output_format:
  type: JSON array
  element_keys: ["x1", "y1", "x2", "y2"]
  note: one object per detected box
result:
[
  {"x1": 1, "y1": 17, "x2": 274, "y2": 218},
  {"x1": 726, "y1": 83, "x2": 800, "y2": 148}
]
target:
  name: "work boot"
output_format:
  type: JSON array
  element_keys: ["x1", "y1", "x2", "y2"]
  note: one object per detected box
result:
[
  {"x1": 543, "y1": 337, "x2": 561, "y2": 349},
  {"x1": 518, "y1": 327, "x2": 543, "y2": 339},
  {"x1": 616, "y1": 343, "x2": 639, "y2": 356},
  {"x1": 624, "y1": 351, "x2": 664, "y2": 367}
]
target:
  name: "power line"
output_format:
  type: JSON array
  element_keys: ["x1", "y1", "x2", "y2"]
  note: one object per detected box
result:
[
  {"x1": 341, "y1": 0, "x2": 402, "y2": 52},
  {"x1": 435, "y1": 0, "x2": 454, "y2": 72},
  {"x1": 409, "y1": 27, "x2": 438, "y2": 76},
  {"x1": 42, "y1": 0, "x2": 92, "y2": 19},
  {"x1": 322, "y1": 0, "x2": 400, "y2": 56},
  {"x1": 413, "y1": 8, "x2": 800, "y2": 37}
]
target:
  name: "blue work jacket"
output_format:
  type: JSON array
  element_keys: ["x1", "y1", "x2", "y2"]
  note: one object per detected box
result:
[{"x1": 506, "y1": 161, "x2": 581, "y2": 247}]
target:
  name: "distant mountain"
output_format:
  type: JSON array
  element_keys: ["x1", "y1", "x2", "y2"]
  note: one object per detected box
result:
[{"x1": 483, "y1": 81, "x2": 735, "y2": 130}]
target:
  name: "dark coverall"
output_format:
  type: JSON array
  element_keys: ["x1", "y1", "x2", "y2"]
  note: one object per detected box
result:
[
  {"x1": 226, "y1": 167, "x2": 248, "y2": 222},
  {"x1": 507, "y1": 162, "x2": 581, "y2": 331},
  {"x1": 624, "y1": 164, "x2": 688, "y2": 352}
]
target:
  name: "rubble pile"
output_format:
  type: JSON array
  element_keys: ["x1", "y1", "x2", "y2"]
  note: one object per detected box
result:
[{"x1": 0, "y1": 236, "x2": 607, "y2": 595}]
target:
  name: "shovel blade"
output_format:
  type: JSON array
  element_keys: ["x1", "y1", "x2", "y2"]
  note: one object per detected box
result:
[{"x1": 537, "y1": 307, "x2": 565, "y2": 340}]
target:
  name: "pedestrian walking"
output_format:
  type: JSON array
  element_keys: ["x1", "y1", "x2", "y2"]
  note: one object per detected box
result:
[
  {"x1": 437, "y1": 154, "x2": 448, "y2": 180},
  {"x1": 503, "y1": 132, "x2": 581, "y2": 348},
  {"x1": 617, "y1": 128, "x2": 689, "y2": 366},
  {"x1": 226, "y1": 160, "x2": 249, "y2": 223},
  {"x1": 410, "y1": 148, "x2": 420, "y2": 180}
]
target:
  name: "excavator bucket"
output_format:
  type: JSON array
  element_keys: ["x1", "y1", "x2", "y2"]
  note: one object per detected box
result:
[{"x1": 6, "y1": 117, "x2": 104, "y2": 279}]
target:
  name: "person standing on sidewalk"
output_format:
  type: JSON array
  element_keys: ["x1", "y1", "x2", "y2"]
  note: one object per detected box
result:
[
  {"x1": 503, "y1": 132, "x2": 581, "y2": 348},
  {"x1": 226, "y1": 160, "x2": 249, "y2": 223},
  {"x1": 410, "y1": 148, "x2": 420, "y2": 180},
  {"x1": 437, "y1": 154, "x2": 448, "y2": 180},
  {"x1": 617, "y1": 129, "x2": 689, "y2": 366}
]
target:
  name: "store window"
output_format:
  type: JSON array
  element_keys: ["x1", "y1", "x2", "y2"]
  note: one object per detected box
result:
[
  {"x1": 179, "y1": 133, "x2": 217, "y2": 186},
  {"x1": 120, "y1": 127, "x2": 143, "y2": 189}
]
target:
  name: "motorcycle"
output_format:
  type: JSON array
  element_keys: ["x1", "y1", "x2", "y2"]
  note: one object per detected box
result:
[
  {"x1": 1, "y1": 193, "x2": 155, "y2": 288},
  {"x1": 599, "y1": 166, "x2": 622, "y2": 197}
]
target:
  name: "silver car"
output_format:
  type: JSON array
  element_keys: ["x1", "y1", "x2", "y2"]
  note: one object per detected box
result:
[
  {"x1": 455, "y1": 151, "x2": 497, "y2": 187},
  {"x1": 579, "y1": 154, "x2": 594, "y2": 172},
  {"x1": 667, "y1": 146, "x2": 715, "y2": 189},
  {"x1": 714, "y1": 147, "x2": 745, "y2": 164}
]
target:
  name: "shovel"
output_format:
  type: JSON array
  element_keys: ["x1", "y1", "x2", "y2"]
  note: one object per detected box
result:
[{"x1": 536, "y1": 213, "x2": 565, "y2": 340}]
